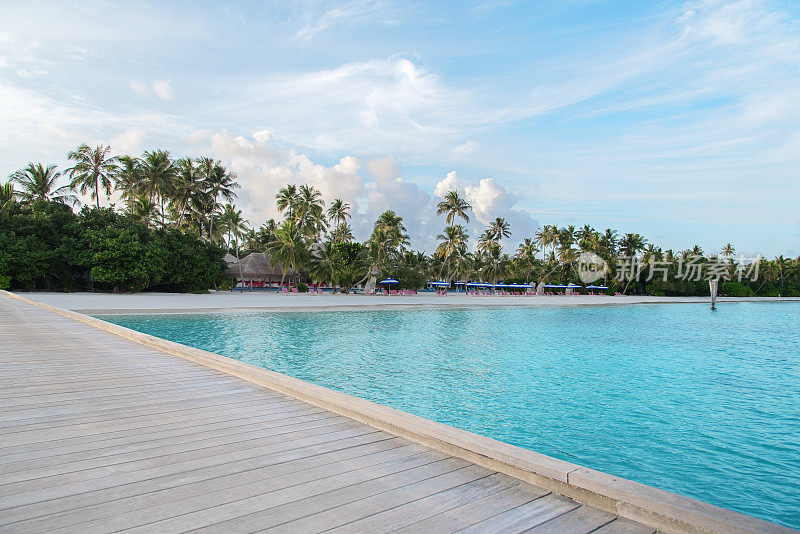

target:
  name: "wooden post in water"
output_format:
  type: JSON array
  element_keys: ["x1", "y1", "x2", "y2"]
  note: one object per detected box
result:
[{"x1": 709, "y1": 279, "x2": 718, "y2": 310}]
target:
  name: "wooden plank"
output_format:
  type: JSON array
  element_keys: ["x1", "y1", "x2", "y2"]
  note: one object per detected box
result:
[
  {"x1": 0, "y1": 405, "x2": 326, "y2": 469},
  {"x1": 590, "y1": 517, "x2": 657, "y2": 534},
  {"x1": 522, "y1": 504, "x2": 616, "y2": 533},
  {"x1": 116, "y1": 454, "x2": 466, "y2": 534},
  {"x1": 330, "y1": 473, "x2": 548, "y2": 534},
  {"x1": 1, "y1": 433, "x2": 400, "y2": 528},
  {"x1": 0, "y1": 392, "x2": 298, "y2": 432},
  {"x1": 457, "y1": 493, "x2": 581, "y2": 534},
  {"x1": 4, "y1": 438, "x2": 416, "y2": 532},
  {"x1": 0, "y1": 426, "x2": 381, "y2": 509},
  {"x1": 0, "y1": 418, "x2": 362, "y2": 498},
  {"x1": 389, "y1": 484, "x2": 548, "y2": 534},
  {"x1": 262, "y1": 468, "x2": 518, "y2": 533},
  {"x1": 0, "y1": 411, "x2": 343, "y2": 484}
]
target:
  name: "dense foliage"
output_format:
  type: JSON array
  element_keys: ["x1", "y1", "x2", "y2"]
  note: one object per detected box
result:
[
  {"x1": 0, "y1": 202, "x2": 225, "y2": 292},
  {"x1": 2, "y1": 142, "x2": 798, "y2": 296}
]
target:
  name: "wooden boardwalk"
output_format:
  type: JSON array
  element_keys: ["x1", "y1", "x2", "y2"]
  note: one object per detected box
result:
[{"x1": 0, "y1": 295, "x2": 654, "y2": 533}]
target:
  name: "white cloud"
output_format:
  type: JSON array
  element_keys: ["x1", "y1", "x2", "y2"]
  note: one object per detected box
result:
[
  {"x1": 193, "y1": 130, "x2": 365, "y2": 231},
  {"x1": 152, "y1": 79, "x2": 173, "y2": 100},
  {"x1": 130, "y1": 79, "x2": 174, "y2": 100},
  {"x1": 433, "y1": 171, "x2": 538, "y2": 248},
  {"x1": 293, "y1": 0, "x2": 396, "y2": 42},
  {"x1": 450, "y1": 140, "x2": 478, "y2": 159},
  {"x1": 433, "y1": 170, "x2": 461, "y2": 198},
  {"x1": 210, "y1": 57, "x2": 475, "y2": 158},
  {"x1": 130, "y1": 80, "x2": 149, "y2": 97},
  {"x1": 190, "y1": 132, "x2": 537, "y2": 252},
  {"x1": 110, "y1": 129, "x2": 147, "y2": 154}
]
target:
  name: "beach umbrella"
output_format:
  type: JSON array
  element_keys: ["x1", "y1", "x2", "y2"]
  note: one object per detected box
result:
[{"x1": 380, "y1": 278, "x2": 399, "y2": 294}]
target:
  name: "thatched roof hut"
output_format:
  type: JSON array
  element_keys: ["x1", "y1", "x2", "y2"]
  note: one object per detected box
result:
[
  {"x1": 225, "y1": 252, "x2": 298, "y2": 281},
  {"x1": 223, "y1": 253, "x2": 238, "y2": 265}
]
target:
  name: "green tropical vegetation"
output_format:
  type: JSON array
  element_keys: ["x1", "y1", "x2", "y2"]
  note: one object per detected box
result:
[{"x1": 2, "y1": 143, "x2": 798, "y2": 296}]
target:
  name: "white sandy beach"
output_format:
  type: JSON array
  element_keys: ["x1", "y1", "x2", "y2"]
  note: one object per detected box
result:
[{"x1": 16, "y1": 291, "x2": 796, "y2": 314}]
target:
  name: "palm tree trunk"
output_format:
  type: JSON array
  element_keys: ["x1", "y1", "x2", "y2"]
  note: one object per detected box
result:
[{"x1": 95, "y1": 176, "x2": 100, "y2": 209}]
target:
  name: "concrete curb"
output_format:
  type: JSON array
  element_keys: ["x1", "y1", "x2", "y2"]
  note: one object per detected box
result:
[{"x1": 2, "y1": 290, "x2": 794, "y2": 534}]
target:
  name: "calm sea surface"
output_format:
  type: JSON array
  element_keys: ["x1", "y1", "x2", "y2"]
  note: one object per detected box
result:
[{"x1": 100, "y1": 301, "x2": 800, "y2": 528}]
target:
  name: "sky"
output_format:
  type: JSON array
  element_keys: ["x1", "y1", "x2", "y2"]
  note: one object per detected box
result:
[{"x1": 1, "y1": 0, "x2": 799, "y2": 257}]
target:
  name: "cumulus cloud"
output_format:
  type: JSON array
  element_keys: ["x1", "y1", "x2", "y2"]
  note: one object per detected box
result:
[
  {"x1": 433, "y1": 171, "x2": 538, "y2": 248},
  {"x1": 192, "y1": 130, "x2": 365, "y2": 232},
  {"x1": 189, "y1": 132, "x2": 538, "y2": 252}
]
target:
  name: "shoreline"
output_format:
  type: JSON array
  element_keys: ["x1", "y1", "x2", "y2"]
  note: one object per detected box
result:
[{"x1": 14, "y1": 291, "x2": 800, "y2": 315}]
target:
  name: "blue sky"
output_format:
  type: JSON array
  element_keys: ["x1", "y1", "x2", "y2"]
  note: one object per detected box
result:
[{"x1": 1, "y1": 0, "x2": 799, "y2": 256}]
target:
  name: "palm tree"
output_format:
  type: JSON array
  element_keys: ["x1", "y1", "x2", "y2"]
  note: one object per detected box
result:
[
  {"x1": 481, "y1": 243, "x2": 508, "y2": 284},
  {"x1": 0, "y1": 182, "x2": 15, "y2": 212},
  {"x1": 373, "y1": 210, "x2": 409, "y2": 250},
  {"x1": 203, "y1": 160, "x2": 238, "y2": 242},
  {"x1": 171, "y1": 157, "x2": 203, "y2": 229},
  {"x1": 534, "y1": 225, "x2": 557, "y2": 261},
  {"x1": 131, "y1": 196, "x2": 158, "y2": 228},
  {"x1": 515, "y1": 238, "x2": 538, "y2": 281},
  {"x1": 255, "y1": 219, "x2": 278, "y2": 249},
  {"x1": 66, "y1": 144, "x2": 118, "y2": 209},
  {"x1": 9, "y1": 163, "x2": 77, "y2": 205},
  {"x1": 477, "y1": 229, "x2": 494, "y2": 253},
  {"x1": 602, "y1": 228, "x2": 619, "y2": 254},
  {"x1": 435, "y1": 225, "x2": 468, "y2": 279},
  {"x1": 276, "y1": 184, "x2": 299, "y2": 220},
  {"x1": 268, "y1": 220, "x2": 309, "y2": 285},
  {"x1": 487, "y1": 217, "x2": 511, "y2": 242},
  {"x1": 558, "y1": 225, "x2": 576, "y2": 249},
  {"x1": 309, "y1": 242, "x2": 338, "y2": 287},
  {"x1": 140, "y1": 149, "x2": 176, "y2": 226},
  {"x1": 436, "y1": 191, "x2": 471, "y2": 225},
  {"x1": 721, "y1": 243, "x2": 735, "y2": 258},
  {"x1": 218, "y1": 204, "x2": 248, "y2": 257},
  {"x1": 327, "y1": 198, "x2": 351, "y2": 228},
  {"x1": 619, "y1": 233, "x2": 648, "y2": 257},
  {"x1": 330, "y1": 222, "x2": 354, "y2": 244},
  {"x1": 295, "y1": 184, "x2": 326, "y2": 239},
  {"x1": 114, "y1": 155, "x2": 143, "y2": 214}
]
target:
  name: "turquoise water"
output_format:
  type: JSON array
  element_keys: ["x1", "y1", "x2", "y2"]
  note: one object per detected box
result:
[{"x1": 100, "y1": 302, "x2": 800, "y2": 528}]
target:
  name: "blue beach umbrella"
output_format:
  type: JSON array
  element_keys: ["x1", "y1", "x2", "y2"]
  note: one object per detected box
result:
[{"x1": 380, "y1": 278, "x2": 398, "y2": 293}]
